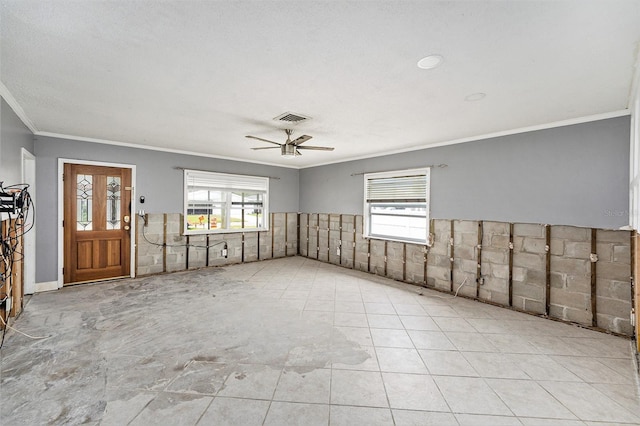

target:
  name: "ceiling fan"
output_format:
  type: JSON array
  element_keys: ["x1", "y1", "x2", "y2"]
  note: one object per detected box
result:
[{"x1": 246, "y1": 129, "x2": 334, "y2": 158}]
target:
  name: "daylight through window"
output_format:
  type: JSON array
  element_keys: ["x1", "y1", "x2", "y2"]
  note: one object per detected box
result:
[{"x1": 184, "y1": 170, "x2": 269, "y2": 234}]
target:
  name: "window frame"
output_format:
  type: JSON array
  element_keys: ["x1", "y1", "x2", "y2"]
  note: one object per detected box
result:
[
  {"x1": 363, "y1": 167, "x2": 431, "y2": 245},
  {"x1": 183, "y1": 169, "x2": 269, "y2": 235}
]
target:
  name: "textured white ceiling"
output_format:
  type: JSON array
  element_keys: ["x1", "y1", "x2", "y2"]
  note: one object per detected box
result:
[{"x1": 2, "y1": 1, "x2": 639, "y2": 168}]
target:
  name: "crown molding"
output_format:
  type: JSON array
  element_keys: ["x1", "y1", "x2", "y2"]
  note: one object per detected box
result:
[{"x1": 0, "y1": 81, "x2": 38, "y2": 133}]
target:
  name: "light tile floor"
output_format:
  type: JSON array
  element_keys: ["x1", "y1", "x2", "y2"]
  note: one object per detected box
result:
[{"x1": 1, "y1": 256, "x2": 639, "y2": 425}]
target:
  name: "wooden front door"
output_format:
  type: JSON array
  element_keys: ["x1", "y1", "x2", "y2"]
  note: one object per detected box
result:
[{"x1": 63, "y1": 164, "x2": 132, "y2": 285}]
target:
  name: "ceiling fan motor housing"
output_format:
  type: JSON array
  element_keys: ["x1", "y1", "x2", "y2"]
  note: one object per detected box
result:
[{"x1": 281, "y1": 144, "x2": 297, "y2": 157}]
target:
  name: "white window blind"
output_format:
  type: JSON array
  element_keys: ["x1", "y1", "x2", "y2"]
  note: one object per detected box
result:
[
  {"x1": 366, "y1": 174, "x2": 428, "y2": 203},
  {"x1": 186, "y1": 171, "x2": 268, "y2": 192}
]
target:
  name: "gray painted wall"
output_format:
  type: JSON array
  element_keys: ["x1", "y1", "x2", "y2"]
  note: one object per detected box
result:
[
  {"x1": 0, "y1": 98, "x2": 34, "y2": 186},
  {"x1": 300, "y1": 116, "x2": 630, "y2": 229},
  {"x1": 34, "y1": 136, "x2": 299, "y2": 283}
]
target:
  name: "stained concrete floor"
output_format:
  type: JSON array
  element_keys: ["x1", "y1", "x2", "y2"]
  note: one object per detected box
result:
[{"x1": 1, "y1": 256, "x2": 639, "y2": 425}]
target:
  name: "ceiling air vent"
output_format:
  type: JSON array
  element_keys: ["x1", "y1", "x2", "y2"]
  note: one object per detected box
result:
[{"x1": 273, "y1": 112, "x2": 311, "y2": 124}]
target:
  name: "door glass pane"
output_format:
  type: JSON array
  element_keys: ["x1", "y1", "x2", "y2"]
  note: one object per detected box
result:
[
  {"x1": 106, "y1": 176, "x2": 121, "y2": 230},
  {"x1": 76, "y1": 174, "x2": 93, "y2": 231}
]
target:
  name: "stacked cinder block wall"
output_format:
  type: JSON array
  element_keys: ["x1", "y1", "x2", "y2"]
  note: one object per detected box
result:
[
  {"x1": 299, "y1": 214, "x2": 634, "y2": 337},
  {"x1": 136, "y1": 212, "x2": 297, "y2": 276},
  {"x1": 135, "y1": 211, "x2": 634, "y2": 336}
]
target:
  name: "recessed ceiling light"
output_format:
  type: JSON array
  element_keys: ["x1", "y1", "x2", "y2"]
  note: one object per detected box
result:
[
  {"x1": 465, "y1": 92, "x2": 486, "y2": 102},
  {"x1": 417, "y1": 54, "x2": 443, "y2": 70}
]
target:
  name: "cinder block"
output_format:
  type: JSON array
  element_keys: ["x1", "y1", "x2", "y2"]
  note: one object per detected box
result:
[
  {"x1": 565, "y1": 275, "x2": 590, "y2": 293},
  {"x1": 550, "y1": 272, "x2": 565, "y2": 289},
  {"x1": 596, "y1": 296, "x2": 631, "y2": 317},
  {"x1": 551, "y1": 225, "x2": 590, "y2": 241},
  {"x1": 514, "y1": 252, "x2": 546, "y2": 270},
  {"x1": 596, "y1": 262, "x2": 631, "y2": 281},
  {"x1": 513, "y1": 281, "x2": 544, "y2": 301},
  {"x1": 550, "y1": 288, "x2": 590, "y2": 310},
  {"x1": 514, "y1": 223, "x2": 545, "y2": 238},
  {"x1": 550, "y1": 256, "x2": 590, "y2": 276},
  {"x1": 454, "y1": 220, "x2": 479, "y2": 233},
  {"x1": 563, "y1": 242, "x2": 591, "y2": 259},
  {"x1": 523, "y1": 298, "x2": 545, "y2": 314},
  {"x1": 522, "y1": 237, "x2": 547, "y2": 254},
  {"x1": 596, "y1": 280, "x2": 632, "y2": 301},
  {"x1": 482, "y1": 248, "x2": 508, "y2": 265},
  {"x1": 482, "y1": 221, "x2": 510, "y2": 236},
  {"x1": 489, "y1": 235, "x2": 510, "y2": 248},
  {"x1": 550, "y1": 239, "x2": 564, "y2": 256},
  {"x1": 597, "y1": 230, "x2": 631, "y2": 244},
  {"x1": 596, "y1": 243, "x2": 614, "y2": 262},
  {"x1": 613, "y1": 245, "x2": 631, "y2": 264}
]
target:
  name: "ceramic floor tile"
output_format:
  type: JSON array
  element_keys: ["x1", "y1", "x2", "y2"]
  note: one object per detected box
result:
[
  {"x1": 455, "y1": 413, "x2": 523, "y2": 425},
  {"x1": 550, "y1": 356, "x2": 634, "y2": 384},
  {"x1": 304, "y1": 299, "x2": 335, "y2": 312},
  {"x1": 330, "y1": 369, "x2": 389, "y2": 408},
  {"x1": 334, "y1": 312, "x2": 369, "y2": 327},
  {"x1": 392, "y1": 409, "x2": 458, "y2": 426},
  {"x1": 539, "y1": 381, "x2": 640, "y2": 423},
  {"x1": 330, "y1": 405, "x2": 394, "y2": 426},
  {"x1": 419, "y1": 349, "x2": 479, "y2": 377},
  {"x1": 367, "y1": 314, "x2": 404, "y2": 329},
  {"x1": 333, "y1": 326, "x2": 373, "y2": 346},
  {"x1": 334, "y1": 291, "x2": 363, "y2": 302},
  {"x1": 445, "y1": 332, "x2": 500, "y2": 352},
  {"x1": 273, "y1": 367, "x2": 331, "y2": 404},
  {"x1": 166, "y1": 361, "x2": 232, "y2": 395},
  {"x1": 483, "y1": 333, "x2": 541, "y2": 354},
  {"x1": 197, "y1": 397, "x2": 270, "y2": 426},
  {"x1": 370, "y1": 328, "x2": 414, "y2": 348},
  {"x1": 129, "y1": 392, "x2": 212, "y2": 426},
  {"x1": 399, "y1": 315, "x2": 440, "y2": 331},
  {"x1": 422, "y1": 305, "x2": 460, "y2": 317},
  {"x1": 407, "y1": 330, "x2": 456, "y2": 350},
  {"x1": 486, "y1": 378, "x2": 577, "y2": 419},
  {"x1": 332, "y1": 345, "x2": 380, "y2": 371},
  {"x1": 466, "y1": 318, "x2": 513, "y2": 333},
  {"x1": 434, "y1": 376, "x2": 512, "y2": 416},
  {"x1": 508, "y1": 354, "x2": 582, "y2": 382},
  {"x1": 519, "y1": 419, "x2": 586, "y2": 426},
  {"x1": 392, "y1": 303, "x2": 428, "y2": 315},
  {"x1": 263, "y1": 401, "x2": 329, "y2": 426},
  {"x1": 365, "y1": 302, "x2": 397, "y2": 315},
  {"x1": 591, "y1": 383, "x2": 640, "y2": 418},
  {"x1": 101, "y1": 390, "x2": 157, "y2": 426},
  {"x1": 375, "y1": 347, "x2": 428, "y2": 373},
  {"x1": 433, "y1": 317, "x2": 477, "y2": 332},
  {"x1": 334, "y1": 301, "x2": 366, "y2": 313},
  {"x1": 462, "y1": 352, "x2": 529, "y2": 379},
  {"x1": 382, "y1": 372, "x2": 450, "y2": 411},
  {"x1": 217, "y1": 364, "x2": 282, "y2": 400}
]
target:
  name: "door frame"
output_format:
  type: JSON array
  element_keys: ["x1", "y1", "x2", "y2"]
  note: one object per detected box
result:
[
  {"x1": 21, "y1": 148, "x2": 36, "y2": 294},
  {"x1": 57, "y1": 158, "x2": 137, "y2": 289}
]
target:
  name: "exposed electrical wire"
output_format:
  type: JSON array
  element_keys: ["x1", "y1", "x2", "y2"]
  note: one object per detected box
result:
[
  {"x1": 140, "y1": 220, "x2": 227, "y2": 250},
  {"x1": 0, "y1": 182, "x2": 35, "y2": 349},
  {"x1": 0, "y1": 315, "x2": 48, "y2": 340},
  {"x1": 417, "y1": 277, "x2": 468, "y2": 300}
]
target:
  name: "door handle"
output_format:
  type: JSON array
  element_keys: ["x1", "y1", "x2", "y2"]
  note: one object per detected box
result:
[
  {"x1": 124, "y1": 215, "x2": 130, "y2": 223},
  {"x1": 124, "y1": 225, "x2": 130, "y2": 231}
]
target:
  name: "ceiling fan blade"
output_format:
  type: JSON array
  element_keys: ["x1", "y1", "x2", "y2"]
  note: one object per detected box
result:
[
  {"x1": 296, "y1": 146, "x2": 335, "y2": 151},
  {"x1": 296, "y1": 149, "x2": 302, "y2": 156},
  {"x1": 290, "y1": 135, "x2": 313, "y2": 146},
  {"x1": 245, "y1": 135, "x2": 282, "y2": 146},
  {"x1": 251, "y1": 146, "x2": 280, "y2": 150}
]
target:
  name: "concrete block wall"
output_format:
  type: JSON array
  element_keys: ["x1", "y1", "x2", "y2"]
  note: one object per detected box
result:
[
  {"x1": 478, "y1": 221, "x2": 510, "y2": 305},
  {"x1": 299, "y1": 213, "x2": 634, "y2": 336},
  {"x1": 426, "y1": 219, "x2": 452, "y2": 291},
  {"x1": 136, "y1": 212, "x2": 297, "y2": 275},
  {"x1": 513, "y1": 223, "x2": 547, "y2": 315}
]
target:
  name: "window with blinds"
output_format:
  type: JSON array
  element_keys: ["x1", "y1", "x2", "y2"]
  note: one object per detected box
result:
[
  {"x1": 184, "y1": 170, "x2": 269, "y2": 234},
  {"x1": 363, "y1": 168, "x2": 430, "y2": 244}
]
